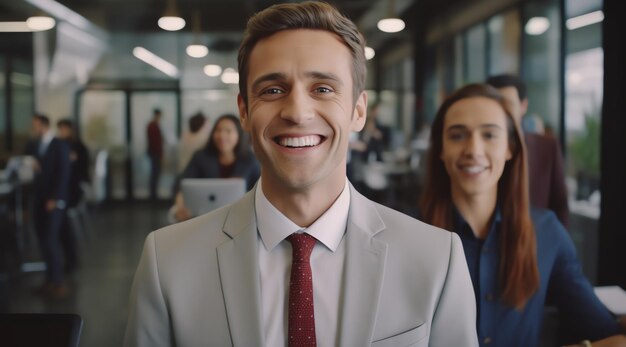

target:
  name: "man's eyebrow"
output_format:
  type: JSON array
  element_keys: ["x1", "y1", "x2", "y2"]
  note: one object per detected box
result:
[
  {"x1": 251, "y1": 72, "x2": 287, "y2": 92},
  {"x1": 305, "y1": 71, "x2": 343, "y2": 86}
]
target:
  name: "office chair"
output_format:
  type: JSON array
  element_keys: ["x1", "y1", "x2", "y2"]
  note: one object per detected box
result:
[{"x1": 0, "y1": 313, "x2": 83, "y2": 347}]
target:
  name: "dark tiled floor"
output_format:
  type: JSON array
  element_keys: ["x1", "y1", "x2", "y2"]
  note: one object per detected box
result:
[{"x1": 5, "y1": 201, "x2": 170, "y2": 347}]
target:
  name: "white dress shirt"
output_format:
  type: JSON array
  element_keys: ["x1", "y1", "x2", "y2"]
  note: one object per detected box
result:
[
  {"x1": 256, "y1": 178, "x2": 350, "y2": 347},
  {"x1": 39, "y1": 130, "x2": 55, "y2": 156}
]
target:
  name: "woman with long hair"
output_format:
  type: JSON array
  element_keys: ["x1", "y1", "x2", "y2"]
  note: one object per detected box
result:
[
  {"x1": 419, "y1": 84, "x2": 625, "y2": 346},
  {"x1": 173, "y1": 114, "x2": 260, "y2": 221}
]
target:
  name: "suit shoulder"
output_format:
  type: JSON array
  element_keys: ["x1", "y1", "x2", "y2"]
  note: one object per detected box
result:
[
  {"x1": 373, "y1": 202, "x2": 454, "y2": 246},
  {"x1": 151, "y1": 205, "x2": 231, "y2": 250},
  {"x1": 530, "y1": 207, "x2": 569, "y2": 244}
]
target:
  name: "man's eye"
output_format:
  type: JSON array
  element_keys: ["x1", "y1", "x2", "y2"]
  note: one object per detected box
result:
[
  {"x1": 315, "y1": 87, "x2": 332, "y2": 93},
  {"x1": 263, "y1": 88, "x2": 283, "y2": 94}
]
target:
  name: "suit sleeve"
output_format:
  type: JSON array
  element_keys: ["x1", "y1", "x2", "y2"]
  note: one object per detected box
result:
[
  {"x1": 430, "y1": 233, "x2": 479, "y2": 347},
  {"x1": 124, "y1": 233, "x2": 172, "y2": 347},
  {"x1": 54, "y1": 141, "x2": 71, "y2": 202},
  {"x1": 549, "y1": 139, "x2": 569, "y2": 228}
]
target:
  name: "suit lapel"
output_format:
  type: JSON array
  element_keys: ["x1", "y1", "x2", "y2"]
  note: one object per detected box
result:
[
  {"x1": 338, "y1": 184, "x2": 388, "y2": 346},
  {"x1": 216, "y1": 188, "x2": 265, "y2": 347}
]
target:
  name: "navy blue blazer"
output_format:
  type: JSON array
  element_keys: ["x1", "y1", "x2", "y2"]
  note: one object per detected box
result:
[
  {"x1": 179, "y1": 150, "x2": 260, "y2": 191},
  {"x1": 32, "y1": 138, "x2": 71, "y2": 205}
]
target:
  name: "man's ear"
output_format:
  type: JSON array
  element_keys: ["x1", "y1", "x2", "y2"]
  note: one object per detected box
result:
[
  {"x1": 237, "y1": 94, "x2": 250, "y2": 131},
  {"x1": 351, "y1": 91, "x2": 367, "y2": 132}
]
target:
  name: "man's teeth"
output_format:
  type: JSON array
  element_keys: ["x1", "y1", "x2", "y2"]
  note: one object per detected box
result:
[
  {"x1": 462, "y1": 166, "x2": 486, "y2": 174},
  {"x1": 279, "y1": 136, "x2": 321, "y2": 148}
]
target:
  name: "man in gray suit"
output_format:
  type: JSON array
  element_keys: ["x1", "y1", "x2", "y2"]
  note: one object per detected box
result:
[{"x1": 124, "y1": 2, "x2": 478, "y2": 346}]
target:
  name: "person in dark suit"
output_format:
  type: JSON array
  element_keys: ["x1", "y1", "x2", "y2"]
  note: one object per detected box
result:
[
  {"x1": 27, "y1": 114, "x2": 71, "y2": 299},
  {"x1": 172, "y1": 114, "x2": 260, "y2": 222},
  {"x1": 146, "y1": 108, "x2": 163, "y2": 200},
  {"x1": 486, "y1": 74, "x2": 569, "y2": 227},
  {"x1": 56, "y1": 119, "x2": 90, "y2": 273}
]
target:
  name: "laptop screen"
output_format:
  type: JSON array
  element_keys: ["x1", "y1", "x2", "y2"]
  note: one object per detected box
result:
[{"x1": 180, "y1": 178, "x2": 246, "y2": 216}]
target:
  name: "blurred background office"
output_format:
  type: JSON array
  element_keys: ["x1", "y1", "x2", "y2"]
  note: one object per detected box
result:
[{"x1": 0, "y1": 0, "x2": 624, "y2": 346}]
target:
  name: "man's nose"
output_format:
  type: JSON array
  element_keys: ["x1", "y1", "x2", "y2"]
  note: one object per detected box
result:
[{"x1": 280, "y1": 87, "x2": 314, "y2": 124}]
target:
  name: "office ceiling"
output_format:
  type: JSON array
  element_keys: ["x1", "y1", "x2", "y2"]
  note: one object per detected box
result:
[{"x1": 1, "y1": 0, "x2": 384, "y2": 33}]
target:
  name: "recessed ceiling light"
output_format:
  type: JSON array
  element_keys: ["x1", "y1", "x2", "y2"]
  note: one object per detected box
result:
[
  {"x1": 525, "y1": 17, "x2": 550, "y2": 35},
  {"x1": 158, "y1": 16, "x2": 185, "y2": 31},
  {"x1": 26, "y1": 16, "x2": 56, "y2": 31},
  {"x1": 203, "y1": 64, "x2": 222, "y2": 77},
  {"x1": 221, "y1": 68, "x2": 239, "y2": 84},
  {"x1": 377, "y1": 18, "x2": 405, "y2": 33},
  {"x1": 186, "y1": 44, "x2": 208, "y2": 58},
  {"x1": 365, "y1": 46, "x2": 375, "y2": 60}
]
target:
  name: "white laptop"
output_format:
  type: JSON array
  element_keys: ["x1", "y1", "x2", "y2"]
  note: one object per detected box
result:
[
  {"x1": 181, "y1": 178, "x2": 246, "y2": 216},
  {"x1": 1, "y1": 155, "x2": 36, "y2": 182}
]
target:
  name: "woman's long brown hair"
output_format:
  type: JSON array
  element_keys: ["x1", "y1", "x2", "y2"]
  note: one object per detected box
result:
[{"x1": 419, "y1": 83, "x2": 539, "y2": 309}]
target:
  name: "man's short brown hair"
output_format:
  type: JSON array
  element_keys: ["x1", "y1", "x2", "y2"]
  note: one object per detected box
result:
[{"x1": 238, "y1": 1, "x2": 367, "y2": 105}]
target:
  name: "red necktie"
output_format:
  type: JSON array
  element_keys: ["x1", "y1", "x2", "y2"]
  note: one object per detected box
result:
[{"x1": 286, "y1": 233, "x2": 317, "y2": 346}]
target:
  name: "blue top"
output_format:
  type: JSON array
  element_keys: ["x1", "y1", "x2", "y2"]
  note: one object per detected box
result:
[{"x1": 453, "y1": 207, "x2": 621, "y2": 347}]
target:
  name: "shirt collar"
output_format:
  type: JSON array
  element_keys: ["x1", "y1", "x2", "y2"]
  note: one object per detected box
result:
[
  {"x1": 255, "y1": 178, "x2": 350, "y2": 253},
  {"x1": 42, "y1": 130, "x2": 54, "y2": 146},
  {"x1": 452, "y1": 205, "x2": 502, "y2": 242}
]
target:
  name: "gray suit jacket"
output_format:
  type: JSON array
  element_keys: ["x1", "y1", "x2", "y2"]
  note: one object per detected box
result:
[{"x1": 124, "y1": 183, "x2": 478, "y2": 347}]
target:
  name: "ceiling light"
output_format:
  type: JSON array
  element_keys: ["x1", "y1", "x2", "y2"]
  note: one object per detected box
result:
[
  {"x1": 158, "y1": 16, "x2": 185, "y2": 31},
  {"x1": 525, "y1": 17, "x2": 550, "y2": 35},
  {"x1": 186, "y1": 44, "x2": 208, "y2": 58},
  {"x1": 133, "y1": 46, "x2": 178, "y2": 78},
  {"x1": 377, "y1": 18, "x2": 405, "y2": 33},
  {"x1": 26, "y1": 16, "x2": 56, "y2": 31},
  {"x1": 158, "y1": 0, "x2": 185, "y2": 31},
  {"x1": 364, "y1": 46, "x2": 375, "y2": 60},
  {"x1": 203, "y1": 64, "x2": 222, "y2": 77},
  {"x1": 186, "y1": 13, "x2": 207, "y2": 57},
  {"x1": 566, "y1": 10, "x2": 604, "y2": 30},
  {"x1": 221, "y1": 68, "x2": 239, "y2": 84},
  {"x1": 25, "y1": 0, "x2": 89, "y2": 29},
  {"x1": 377, "y1": 0, "x2": 405, "y2": 33}
]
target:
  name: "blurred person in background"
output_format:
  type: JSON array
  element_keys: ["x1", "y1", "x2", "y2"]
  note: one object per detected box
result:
[
  {"x1": 146, "y1": 108, "x2": 164, "y2": 201},
  {"x1": 486, "y1": 74, "x2": 569, "y2": 227},
  {"x1": 56, "y1": 119, "x2": 89, "y2": 274},
  {"x1": 57, "y1": 119, "x2": 90, "y2": 211},
  {"x1": 27, "y1": 114, "x2": 71, "y2": 300},
  {"x1": 172, "y1": 114, "x2": 260, "y2": 222},
  {"x1": 419, "y1": 83, "x2": 626, "y2": 346},
  {"x1": 177, "y1": 112, "x2": 210, "y2": 174}
]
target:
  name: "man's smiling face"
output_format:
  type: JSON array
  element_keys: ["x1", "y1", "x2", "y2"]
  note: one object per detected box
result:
[{"x1": 238, "y1": 29, "x2": 366, "y2": 193}]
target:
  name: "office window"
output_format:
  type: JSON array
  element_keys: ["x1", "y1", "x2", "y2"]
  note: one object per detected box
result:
[
  {"x1": 488, "y1": 9, "x2": 521, "y2": 76},
  {"x1": 180, "y1": 90, "x2": 238, "y2": 134},
  {"x1": 79, "y1": 91, "x2": 127, "y2": 199},
  {"x1": 522, "y1": 1, "x2": 561, "y2": 137},
  {"x1": 10, "y1": 58, "x2": 34, "y2": 154},
  {"x1": 565, "y1": 0, "x2": 603, "y2": 211},
  {"x1": 465, "y1": 24, "x2": 486, "y2": 83}
]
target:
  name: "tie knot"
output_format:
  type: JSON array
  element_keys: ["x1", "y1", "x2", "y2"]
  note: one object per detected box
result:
[{"x1": 287, "y1": 233, "x2": 316, "y2": 263}]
